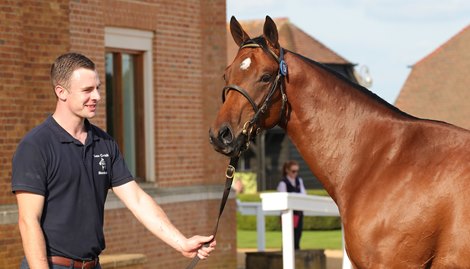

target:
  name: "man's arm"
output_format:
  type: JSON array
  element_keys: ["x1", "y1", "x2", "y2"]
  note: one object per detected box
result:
[
  {"x1": 112, "y1": 181, "x2": 215, "y2": 259},
  {"x1": 16, "y1": 191, "x2": 49, "y2": 269}
]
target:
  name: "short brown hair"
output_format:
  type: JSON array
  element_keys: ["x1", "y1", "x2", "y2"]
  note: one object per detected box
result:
[
  {"x1": 282, "y1": 160, "x2": 299, "y2": 177},
  {"x1": 50, "y1": 52, "x2": 95, "y2": 91}
]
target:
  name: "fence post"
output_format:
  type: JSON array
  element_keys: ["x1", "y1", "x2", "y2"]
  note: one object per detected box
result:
[
  {"x1": 256, "y1": 204, "x2": 266, "y2": 251},
  {"x1": 281, "y1": 209, "x2": 295, "y2": 269},
  {"x1": 342, "y1": 223, "x2": 352, "y2": 269}
]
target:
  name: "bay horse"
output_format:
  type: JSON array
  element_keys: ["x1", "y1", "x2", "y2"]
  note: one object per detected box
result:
[{"x1": 209, "y1": 16, "x2": 470, "y2": 268}]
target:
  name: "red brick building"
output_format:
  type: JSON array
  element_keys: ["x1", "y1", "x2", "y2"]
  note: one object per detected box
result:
[
  {"x1": 0, "y1": 1, "x2": 235, "y2": 268},
  {"x1": 395, "y1": 24, "x2": 470, "y2": 130}
]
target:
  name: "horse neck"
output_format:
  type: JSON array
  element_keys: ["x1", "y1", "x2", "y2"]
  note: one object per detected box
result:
[{"x1": 282, "y1": 53, "x2": 408, "y2": 205}]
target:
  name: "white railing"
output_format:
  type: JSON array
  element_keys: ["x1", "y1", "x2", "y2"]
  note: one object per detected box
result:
[{"x1": 237, "y1": 193, "x2": 351, "y2": 269}]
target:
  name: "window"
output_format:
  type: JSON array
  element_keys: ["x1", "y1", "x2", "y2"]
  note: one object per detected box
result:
[
  {"x1": 105, "y1": 27, "x2": 155, "y2": 181},
  {"x1": 105, "y1": 51, "x2": 145, "y2": 179}
]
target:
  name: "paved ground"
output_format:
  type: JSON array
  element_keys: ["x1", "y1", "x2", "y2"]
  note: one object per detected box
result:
[{"x1": 237, "y1": 249, "x2": 343, "y2": 269}]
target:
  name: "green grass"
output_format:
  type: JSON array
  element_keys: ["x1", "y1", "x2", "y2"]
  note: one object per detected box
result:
[{"x1": 237, "y1": 229, "x2": 343, "y2": 250}]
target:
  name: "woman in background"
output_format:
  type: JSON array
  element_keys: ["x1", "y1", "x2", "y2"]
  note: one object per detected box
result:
[{"x1": 277, "y1": 160, "x2": 307, "y2": 250}]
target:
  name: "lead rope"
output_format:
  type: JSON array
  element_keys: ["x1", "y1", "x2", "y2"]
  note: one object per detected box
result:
[{"x1": 185, "y1": 157, "x2": 239, "y2": 269}]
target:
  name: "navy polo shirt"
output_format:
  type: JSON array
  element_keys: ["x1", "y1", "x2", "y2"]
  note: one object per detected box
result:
[{"x1": 12, "y1": 116, "x2": 133, "y2": 260}]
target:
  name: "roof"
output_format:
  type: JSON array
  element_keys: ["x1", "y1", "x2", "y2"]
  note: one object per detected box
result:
[
  {"x1": 226, "y1": 17, "x2": 352, "y2": 65},
  {"x1": 395, "y1": 24, "x2": 470, "y2": 130}
]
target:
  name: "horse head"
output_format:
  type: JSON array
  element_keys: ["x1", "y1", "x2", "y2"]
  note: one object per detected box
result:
[{"x1": 209, "y1": 16, "x2": 288, "y2": 157}]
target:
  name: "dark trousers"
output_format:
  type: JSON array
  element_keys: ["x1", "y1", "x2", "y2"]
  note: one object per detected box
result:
[{"x1": 294, "y1": 212, "x2": 304, "y2": 250}]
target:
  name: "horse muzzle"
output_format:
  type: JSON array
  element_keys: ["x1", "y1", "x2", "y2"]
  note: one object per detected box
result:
[{"x1": 209, "y1": 124, "x2": 247, "y2": 158}]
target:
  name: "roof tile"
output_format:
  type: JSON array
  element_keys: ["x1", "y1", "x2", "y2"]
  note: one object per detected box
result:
[{"x1": 395, "y1": 24, "x2": 470, "y2": 130}]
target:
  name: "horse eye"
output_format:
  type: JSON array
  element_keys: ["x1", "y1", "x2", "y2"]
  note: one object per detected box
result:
[
  {"x1": 222, "y1": 74, "x2": 227, "y2": 82},
  {"x1": 260, "y1": 74, "x2": 272, "y2": 83}
]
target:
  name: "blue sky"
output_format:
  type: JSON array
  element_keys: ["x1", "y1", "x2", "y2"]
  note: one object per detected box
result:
[{"x1": 226, "y1": 0, "x2": 470, "y2": 104}]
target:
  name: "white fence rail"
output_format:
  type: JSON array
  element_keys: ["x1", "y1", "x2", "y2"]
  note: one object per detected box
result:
[{"x1": 237, "y1": 193, "x2": 351, "y2": 269}]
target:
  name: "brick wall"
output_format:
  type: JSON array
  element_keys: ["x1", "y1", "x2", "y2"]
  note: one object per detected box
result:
[
  {"x1": 0, "y1": 0, "x2": 234, "y2": 268},
  {"x1": 200, "y1": 0, "x2": 231, "y2": 185},
  {"x1": 153, "y1": 0, "x2": 207, "y2": 187},
  {"x1": 0, "y1": 0, "x2": 68, "y2": 205},
  {"x1": 103, "y1": 199, "x2": 236, "y2": 269},
  {"x1": 0, "y1": 0, "x2": 23, "y2": 206},
  {"x1": 0, "y1": 224, "x2": 23, "y2": 269}
]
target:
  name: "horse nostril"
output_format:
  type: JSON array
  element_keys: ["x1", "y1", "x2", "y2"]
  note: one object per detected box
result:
[{"x1": 219, "y1": 125, "x2": 233, "y2": 144}]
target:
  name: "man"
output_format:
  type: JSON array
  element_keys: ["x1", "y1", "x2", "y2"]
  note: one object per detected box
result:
[{"x1": 12, "y1": 52, "x2": 215, "y2": 269}]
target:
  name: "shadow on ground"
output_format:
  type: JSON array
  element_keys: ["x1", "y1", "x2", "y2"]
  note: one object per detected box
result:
[{"x1": 237, "y1": 249, "x2": 344, "y2": 269}]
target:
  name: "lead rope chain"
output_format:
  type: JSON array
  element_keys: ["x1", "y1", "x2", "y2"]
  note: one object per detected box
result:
[{"x1": 185, "y1": 157, "x2": 239, "y2": 269}]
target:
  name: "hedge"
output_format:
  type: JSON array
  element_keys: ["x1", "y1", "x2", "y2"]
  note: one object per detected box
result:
[{"x1": 237, "y1": 190, "x2": 341, "y2": 231}]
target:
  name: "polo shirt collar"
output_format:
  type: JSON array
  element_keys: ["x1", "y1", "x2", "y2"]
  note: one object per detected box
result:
[{"x1": 46, "y1": 115, "x2": 100, "y2": 144}]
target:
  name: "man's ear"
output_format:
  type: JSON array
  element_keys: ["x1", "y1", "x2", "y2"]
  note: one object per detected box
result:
[{"x1": 55, "y1": 85, "x2": 68, "y2": 101}]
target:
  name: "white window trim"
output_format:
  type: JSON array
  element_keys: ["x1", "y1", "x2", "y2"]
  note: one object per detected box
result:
[{"x1": 105, "y1": 27, "x2": 155, "y2": 182}]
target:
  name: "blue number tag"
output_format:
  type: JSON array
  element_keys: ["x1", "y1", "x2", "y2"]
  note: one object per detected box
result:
[{"x1": 280, "y1": 60, "x2": 288, "y2": 76}]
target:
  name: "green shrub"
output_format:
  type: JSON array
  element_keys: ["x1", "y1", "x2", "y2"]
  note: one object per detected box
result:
[
  {"x1": 303, "y1": 216, "x2": 341, "y2": 230},
  {"x1": 265, "y1": 216, "x2": 282, "y2": 231},
  {"x1": 233, "y1": 172, "x2": 257, "y2": 194},
  {"x1": 237, "y1": 213, "x2": 340, "y2": 231},
  {"x1": 237, "y1": 193, "x2": 261, "y2": 202},
  {"x1": 236, "y1": 190, "x2": 341, "y2": 231}
]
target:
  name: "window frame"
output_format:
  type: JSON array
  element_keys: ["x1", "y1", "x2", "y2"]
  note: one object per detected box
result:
[{"x1": 105, "y1": 27, "x2": 155, "y2": 182}]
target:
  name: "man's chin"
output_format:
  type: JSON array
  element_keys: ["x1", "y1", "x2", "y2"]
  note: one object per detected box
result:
[{"x1": 82, "y1": 112, "x2": 97, "y2": 119}]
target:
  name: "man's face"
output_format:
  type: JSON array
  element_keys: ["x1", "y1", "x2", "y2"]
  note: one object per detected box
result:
[{"x1": 64, "y1": 68, "x2": 101, "y2": 119}]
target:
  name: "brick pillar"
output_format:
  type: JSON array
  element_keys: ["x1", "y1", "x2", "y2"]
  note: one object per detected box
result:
[
  {"x1": 0, "y1": 0, "x2": 70, "y2": 205},
  {"x1": 200, "y1": 1, "x2": 237, "y2": 268}
]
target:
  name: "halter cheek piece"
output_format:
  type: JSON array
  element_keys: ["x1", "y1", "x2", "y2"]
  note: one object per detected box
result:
[{"x1": 222, "y1": 42, "x2": 288, "y2": 150}]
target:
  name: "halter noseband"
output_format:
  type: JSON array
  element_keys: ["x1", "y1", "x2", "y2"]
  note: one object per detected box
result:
[{"x1": 222, "y1": 41, "x2": 288, "y2": 150}]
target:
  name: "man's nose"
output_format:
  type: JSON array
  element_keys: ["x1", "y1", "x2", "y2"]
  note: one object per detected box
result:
[{"x1": 92, "y1": 88, "x2": 101, "y2": 101}]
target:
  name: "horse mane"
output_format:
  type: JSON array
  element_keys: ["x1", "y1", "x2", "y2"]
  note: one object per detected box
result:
[
  {"x1": 242, "y1": 36, "x2": 415, "y2": 119},
  {"x1": 288, "y1": 50, "x2": 417, "y2": 119}
]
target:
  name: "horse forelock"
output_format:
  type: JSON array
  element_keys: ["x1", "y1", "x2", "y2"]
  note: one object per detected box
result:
[
  {"x1": 238, "y1": 36, "x2": 277, "y2": 59},
  {"x1": 240, "y1": 36, "x2": 266, "y2": 48}
]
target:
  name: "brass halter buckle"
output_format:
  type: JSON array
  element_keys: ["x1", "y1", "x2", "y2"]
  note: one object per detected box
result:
[
  {"x1": 225, "y1": 165, "x2": 236, "y2": 179},
  {"x1": 241, "y1": 121, "x2": 254, "y2": 136},
  {"x1": 241, "y1": 121, "x2": 256, "y2": 152}
]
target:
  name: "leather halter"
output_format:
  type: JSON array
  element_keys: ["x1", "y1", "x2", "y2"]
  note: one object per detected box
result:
[{"x1": 222, "y1": 41, "x2": 288, "y2": 147}]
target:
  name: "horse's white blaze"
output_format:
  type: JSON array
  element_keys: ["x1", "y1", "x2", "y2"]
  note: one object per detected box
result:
[{"x1": 240, "y1": 57, "x2": 251, "y2": 70}]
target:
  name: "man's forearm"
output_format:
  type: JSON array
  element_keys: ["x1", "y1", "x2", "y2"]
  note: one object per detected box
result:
[
  {"x1": 114, "y1": 181, "x2": 188, "y2": 253},
  {"x1": 131, "y1": 192, "x2": 187, "y2": 252},
  {"x1": 114, "y1": 181, "x2": 215, "y2": 259},
  {"x1": 19, "y1": 218, "x2": 49, "y2": 269}
]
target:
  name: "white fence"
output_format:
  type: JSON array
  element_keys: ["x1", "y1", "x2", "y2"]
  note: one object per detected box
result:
[{"x1": 237, "y1": 193, "x2": 351, "y2": 269}]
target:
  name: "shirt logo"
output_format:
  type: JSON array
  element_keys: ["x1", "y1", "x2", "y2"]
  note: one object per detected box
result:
[{"x1": 94, "y1": 153, "x2": 109, "y2": 175}]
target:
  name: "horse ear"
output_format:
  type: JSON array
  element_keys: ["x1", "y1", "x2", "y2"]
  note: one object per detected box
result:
[
  {"x1": 263, "y1": 16, "x2": 280, "y2": 50},
  {"x1": 230, "y1": 16, "x2": 251, "y2": 47}
]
